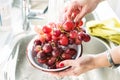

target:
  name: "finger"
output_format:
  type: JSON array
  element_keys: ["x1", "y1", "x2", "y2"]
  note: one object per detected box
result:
[
  {"x1": 71, "y1": 9, "x2": 80, "y2": 20},
  {"x1": 59, "y1": 10, "x2": 67, "y2": 23},
  {"x1": 61, "y1": 5, "x2": 69, "y2": 22},
  {"x1": 46, "y1": 60, "x2": 76, "y2": 77},
  {"x1": 74, "y1": 7, "x2": 87, "y2": 22},
  {"x1": 64, "y1": 4, "x2": 69, "y2": 13},
  {"x1": 49, "y1": 67, "x2": 75, "y2": 77},
  {"x1": 60, "y1": 59, "x2": 74, "y2": 67},
  {"x1": 65, "y1": 5, "x2": 75, "y2": 21}
]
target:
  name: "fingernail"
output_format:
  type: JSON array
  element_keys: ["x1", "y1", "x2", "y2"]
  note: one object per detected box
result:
[{"x1": 59, "y1": 62, "x2": 64, "y2": 68}]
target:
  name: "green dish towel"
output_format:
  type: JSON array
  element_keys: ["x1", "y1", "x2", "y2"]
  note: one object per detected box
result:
[{"x1": 86, "y1": 18, "x2": 120, "y2": 45}]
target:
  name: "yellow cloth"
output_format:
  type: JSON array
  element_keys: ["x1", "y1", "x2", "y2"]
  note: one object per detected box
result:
[{"x1": 86, "y1": 18, "x2": 120, "y2": 45}]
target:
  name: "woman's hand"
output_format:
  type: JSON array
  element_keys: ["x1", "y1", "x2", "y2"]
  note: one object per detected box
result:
[
  {"x1": 47, "y1": 45, "x2": 120, "y2": 77},
  {"x1": 64, "y1": 0, "x2": 101, "y2": 22},
  {"x1": 48, "y1": 55, "x2": 96, "y2": 77}
]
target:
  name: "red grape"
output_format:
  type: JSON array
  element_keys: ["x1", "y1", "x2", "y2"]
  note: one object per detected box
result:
[
  {"x1": 59, "y1": 34, "x2": 66, "y2": 39},
  {"x1": 37, "y1": 58, "x2": 47, "y2": 64},
  {"x1": 62, "y1": 53, "x2": 72, "y2": 59},
  {"x1": 69, "y1": 38, "x2": 75, "y2": 44},
  {"x1": 59, "y1": 36, "x2": 68, "y2": 46},
  {"x1": 65, "y1": 48, "x2": 77, "y2": 56},
  {"x1": 78, "y1": 20, "x2": 83, "y2": 26},
  {"x1": 47, "y1": 57, "x2": 56, "y2": 66},
  {"x1": 37, "y1": 51, "x2": 47, "y2": 59},
  {"x1": 42, "y1": 43, "x2": 52, "y2": 53},
  {"x1": 51, "y1": 41, "x2": 58, "y2": 48},
  {"x1": 83, "y1": 34, "x2": 91, "y2": 42},
  {"x1": 58, "y1": 47, "x2": 64, "y2": 53},
  {"x1": 69, "y1": 30, "x2": 78, "y2": 39},
  {"x1": 63, "y1": 21, "x2": 75, "y2": 31},
  {"x1": 52, "y1": 49, "x2": 61, "y2": 57},
  {"x1": 75, "y1": 38, "x2": 82, "y2": 45},
  {"x1": 78, "y1": 32, "x2": 86, "y2": 40},
  {"x1": 52, "y1": 35, "x2": 59, "y2": 41},
  {"x1": 45, "y1": 34, "x2": 52, "y2": 41},
  {"x1": 53, "y1": 29, "x2": 61, "y2": 37},
  {"x1": 34, "y1": 39, "x2": 41, "y2": 46},
  {"x1": 75, "y1": 20, "x2": 83, "y2": 27},
  {"x1": 42, "y1": 25, "x2": 52, "y2": 34},
  {"x1": 34, "y1": 45, "x2": 41, "y2": 53}
]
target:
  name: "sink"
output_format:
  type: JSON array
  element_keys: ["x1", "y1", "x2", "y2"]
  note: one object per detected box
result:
[{"x1": 1, "y1": 32, "x2": 120, "y2": 80}]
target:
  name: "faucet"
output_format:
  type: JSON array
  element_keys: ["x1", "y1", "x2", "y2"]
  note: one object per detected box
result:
[
  {"x1": 21, "y1": 0, "x2": 65, "y2": 31},
  {"x1": 21, "y1": 0, "x2": 30, "y2": 31},
  {"x1": 0, "y1": 14, "x2": 2, "y2": 26},
  {"x1": 21, "y1": 0, "x2": 49, "y2": 31}
]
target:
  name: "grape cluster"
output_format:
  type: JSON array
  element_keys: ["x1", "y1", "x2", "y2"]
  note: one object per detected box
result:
[{"x1": 32, "y1": 20, "x2": 91, "y2": 69}]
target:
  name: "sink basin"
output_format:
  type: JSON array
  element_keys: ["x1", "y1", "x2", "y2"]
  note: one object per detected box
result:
[{"x1": 1, "y1": 33, "x2": 120, "y2": 80}]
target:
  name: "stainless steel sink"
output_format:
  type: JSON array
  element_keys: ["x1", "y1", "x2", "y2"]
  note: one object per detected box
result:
[{"x1": 1, "y1": 32, "x2": 120, "y2": 80}]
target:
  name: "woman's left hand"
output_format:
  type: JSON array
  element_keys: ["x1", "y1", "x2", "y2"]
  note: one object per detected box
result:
[{"x1": 47, "y1": 55, "x2": 96, "y2": 78}]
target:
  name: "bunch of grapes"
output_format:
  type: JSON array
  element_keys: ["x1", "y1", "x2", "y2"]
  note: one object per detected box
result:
[{"x1": 32, "y1": 20, "x2": 91, "y2": 69}]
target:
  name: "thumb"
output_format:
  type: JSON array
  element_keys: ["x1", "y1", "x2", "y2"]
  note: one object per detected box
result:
[{"x1": 59, "y1": 60, "x2": 74, "y2": 67}]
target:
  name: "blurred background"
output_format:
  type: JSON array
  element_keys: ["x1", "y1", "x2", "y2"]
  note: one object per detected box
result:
[{"x1": 107, "y1": 0, "x2": 120, "y2": 19}]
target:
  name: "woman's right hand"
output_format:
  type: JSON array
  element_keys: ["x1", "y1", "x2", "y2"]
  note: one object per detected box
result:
[{"x1": 63, "y1": 0, "x2": 101, "y2": 22}]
